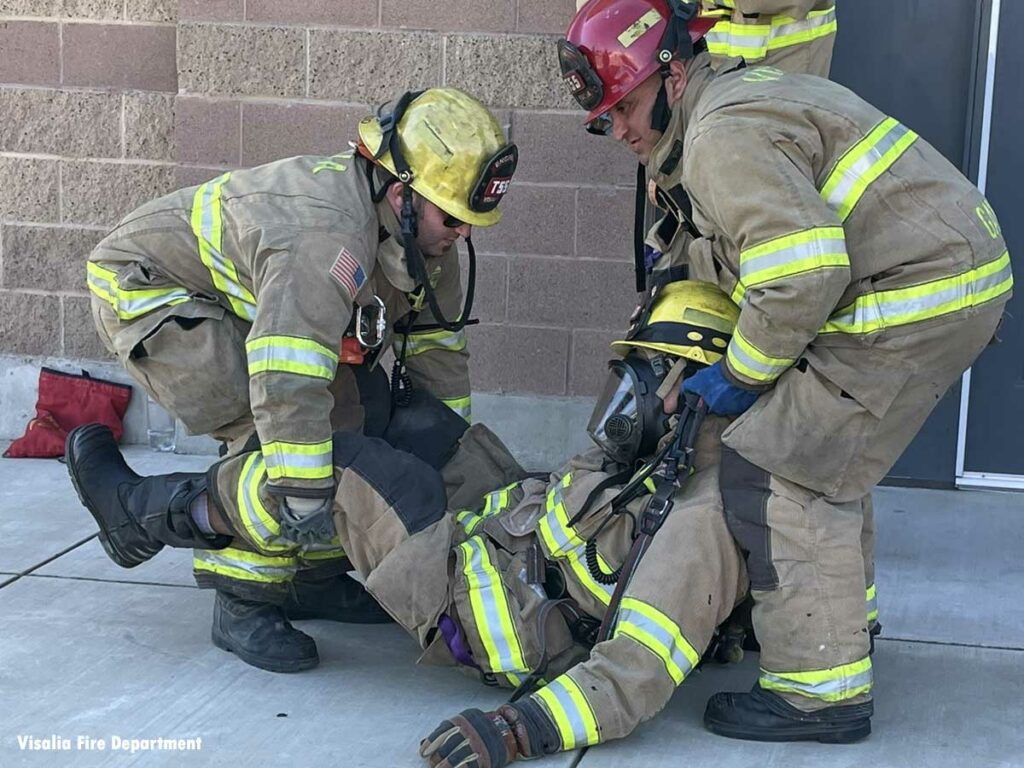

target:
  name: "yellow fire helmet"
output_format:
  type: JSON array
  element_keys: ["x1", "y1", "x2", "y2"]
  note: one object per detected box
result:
[
  {"x1": 613, "y1": 279, "x2": 740, "y2": 366},
  {"x1": 357, "y1": 88, "x2": 517, "y2": 228}
]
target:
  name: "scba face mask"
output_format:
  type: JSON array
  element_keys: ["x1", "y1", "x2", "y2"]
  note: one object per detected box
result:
[{"x1": 587, "y1": 353, "x2": 674, "y2": 465}]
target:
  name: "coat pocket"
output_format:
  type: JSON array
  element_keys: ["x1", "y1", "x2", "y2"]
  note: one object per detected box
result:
[{"x1": 722, "y1": 344, "x2": 914, "y2": 500}]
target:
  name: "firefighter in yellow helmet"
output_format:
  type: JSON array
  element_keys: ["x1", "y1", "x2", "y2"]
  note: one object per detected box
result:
[
  {"x1": 65, "y1": 88, "x2": 521, "y2": 674},
  {"x1": 561, "y1": 0, "x2": 1012, "y2": 743}
]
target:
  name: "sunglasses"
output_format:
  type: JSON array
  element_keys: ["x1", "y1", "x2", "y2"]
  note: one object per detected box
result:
[{"x1": 443, "y1": 213, "x2": 467, "y2": 229}]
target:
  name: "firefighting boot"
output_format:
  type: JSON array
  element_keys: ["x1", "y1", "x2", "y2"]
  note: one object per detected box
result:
[
  {"x1": 65, "y1": 424, "x2": 229, "y2": 568},
  {"x1": 212, "y1": 591, "x2": 319, "y2": 673},
  {"x1": 283, "y1": 569, "x2": 394, "y2": 624},
  {"x1": 704, "y1": 685, "x2": 873, "y2": 744}
]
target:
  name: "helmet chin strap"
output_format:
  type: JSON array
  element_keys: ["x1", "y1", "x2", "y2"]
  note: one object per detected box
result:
[
  {"x1": 377, "y1": 90, "x2": 474, "y2": 334},
  {"x1": 398, "y1": 185, "x2": 476, "y2": 334}
]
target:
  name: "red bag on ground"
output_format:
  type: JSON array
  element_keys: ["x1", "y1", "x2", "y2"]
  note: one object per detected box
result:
[{"x1": 4, "y1": 367, "x2": 133, "y2": 459}]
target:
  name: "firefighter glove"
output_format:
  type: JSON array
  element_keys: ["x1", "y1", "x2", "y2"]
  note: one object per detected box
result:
[
  {"x1": 420, "y1": 704, "x2": 552, "y2": 768},
  {"x1": 682, "y1": 360, "x2": 759, "y2": 416},
  {"x1": 279, "y1": 495, "x2": 336, "y2": 545}
]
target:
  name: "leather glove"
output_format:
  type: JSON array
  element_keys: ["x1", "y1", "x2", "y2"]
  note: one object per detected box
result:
[
  {"x1": 278, "y1": 495, "x2": 336, "y2": 545},
  {"x1": 420, "y1": 704, "x2": 552, "y2": 768},
  {"x1": 682, "y1": 360, "x2": 760, "y2": 416}
]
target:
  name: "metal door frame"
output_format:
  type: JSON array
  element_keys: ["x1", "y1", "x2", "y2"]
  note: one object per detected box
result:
[{"x1": 955, "y1": 0, "x2": 1024, "y2": 489}]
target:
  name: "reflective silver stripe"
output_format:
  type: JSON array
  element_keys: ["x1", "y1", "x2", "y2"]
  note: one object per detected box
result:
[
  {"x1": 245, "y1": 340, "x2": 338, "y2": 379},
  {"x1": 866, "y1": 584, "x2": 878, "y2": 621},
  {"x1": 615, "y1": 600, "x2": 697, "y2": 684},
  {"x1": 460, "y1": 537, "x2": 527, "y2": 675},
  {"x1": 706, "y1": 7, "x2": 836, "y2": 57},
  {"x1": 760, "y1": 665, "x2": 873, "y2": 698},
  {"x1": 194, "y1": 174, "x2": 256, "y2": 320},
  {"x1": 823, "y1": 252, "x2": 1013, "y2": 335},
  {"x1": 539, "y1": 483, "x2": 580, "y2": 554},
  {"x1": 262, "y1": 439, "x2": 333, "y2": 482},
  {"x1": 193, "y1": 548, "x2": 296, "y2": 583},
  {"x1": 402, "y1": 328, "x2": 467, "y2": 356},
  {"x1": 821, "y1": 119, "x2": 917, "y2": 221},
  {"x1": 534, "y1": 675, "x2": 599, "y2": 749},
  {"x1": 727, "y1": 330, "x2": 793, "y2": 381},
  {"x1": 741, "y1": 232, "x2": 848, "y2": 283}
]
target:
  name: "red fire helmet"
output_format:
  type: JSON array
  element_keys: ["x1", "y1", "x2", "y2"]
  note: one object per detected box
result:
[{"x1": 559, "y1": 0, "x2": 716, "y2": 127}]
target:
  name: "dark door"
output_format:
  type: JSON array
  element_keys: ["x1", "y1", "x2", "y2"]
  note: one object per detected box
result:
[
  {"x1": 961, "y1": 1, "x2": 1024, "y2": 477},
  {"x1": 830, "y1": 0, "x2": 983, "y2": 486}
]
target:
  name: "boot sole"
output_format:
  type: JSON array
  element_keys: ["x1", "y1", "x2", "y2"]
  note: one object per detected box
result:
[
  {"x1": 705, "y1": 715, "x2": 871, "y2": 744},
  {"x1": 211, "y1": 626, "x2": 319, "y2": 674},
  {"x1": 64, "y1": 426, "x2": 157, "y2": 569}
]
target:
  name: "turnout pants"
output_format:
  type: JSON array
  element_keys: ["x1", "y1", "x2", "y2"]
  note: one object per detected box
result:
[{"x1": 719, "y1": 306, "x2": 1004, "y2": 711}]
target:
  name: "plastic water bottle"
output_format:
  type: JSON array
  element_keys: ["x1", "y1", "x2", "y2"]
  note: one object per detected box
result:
[{"x1": 146, "y1": 396, "x2": 176, "y2": 453}]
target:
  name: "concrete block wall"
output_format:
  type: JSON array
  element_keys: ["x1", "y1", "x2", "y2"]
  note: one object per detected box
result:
[
  {"x1": 0, "y1": 0, "x2": 637, "y2": 403},
  {"x1": 0, "y1": 1, "x2": 177, "y2": 364}
]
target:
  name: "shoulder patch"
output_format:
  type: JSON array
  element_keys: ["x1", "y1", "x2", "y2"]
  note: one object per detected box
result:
[{"x1": 329, "y1": 247, "x2": 366, "y2": 299}]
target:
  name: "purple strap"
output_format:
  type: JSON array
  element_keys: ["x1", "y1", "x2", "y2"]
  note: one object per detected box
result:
[{"x1": 438, "y1": 613, "x2": 478, "y2": 669}]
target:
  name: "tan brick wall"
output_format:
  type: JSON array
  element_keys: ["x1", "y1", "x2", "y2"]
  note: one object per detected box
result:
[
  {"x1": 0, "y1": 1, "x2": 177, "y2": 361},
  {"x1": 0, "y1": 0, "x2": 637, "y2": 398}
]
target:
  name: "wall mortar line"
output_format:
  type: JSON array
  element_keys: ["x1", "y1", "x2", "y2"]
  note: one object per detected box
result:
[{"x1": 57, "y1": 22, "x2": 64, "y2": 85}]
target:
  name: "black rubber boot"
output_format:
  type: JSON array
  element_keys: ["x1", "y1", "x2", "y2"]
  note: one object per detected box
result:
[
  {"x1": 211, "y1": 591, "x2": 319, "y2": 673},
  {"x1": 284, "y1": 570, "x2": 394, "y2": 624},
  {"x1": 704, "y1": 685, "x2": 873, "y2": 744},
  {"x1": 65, "y1": 423, "x2": 229, "y2": 568}
]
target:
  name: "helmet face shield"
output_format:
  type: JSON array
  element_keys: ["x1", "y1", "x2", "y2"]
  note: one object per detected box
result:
[
  {"x1": 557, "y1": 39, "x2": 605, "y2": 113},
  {"x1": 588, "y1": 354, "x2": 670, "y2": 465}
]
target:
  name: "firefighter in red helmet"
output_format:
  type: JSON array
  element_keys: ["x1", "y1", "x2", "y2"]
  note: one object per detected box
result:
[{"x1": 557, "y1": 0, "x2": 1012, "y2": 745}]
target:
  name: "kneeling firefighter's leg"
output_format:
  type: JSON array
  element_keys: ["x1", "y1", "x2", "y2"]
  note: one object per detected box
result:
[
  {"x1": 65, "y1": 424, "x2": 229, "y2": 567},
  {"x1": 709, "y1": 448, "x2": 872, "y2": 743},
  {"x1": 283, "y1": 564, "x2": 393, "y2": 624},
  {"x1": 195, "y1": 448, "x2": 342, "y2": 673}
]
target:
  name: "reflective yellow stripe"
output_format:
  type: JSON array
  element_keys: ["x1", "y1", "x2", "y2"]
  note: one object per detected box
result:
[
  {"x1": 761, "y1": 656, "x2": 873, "y2": 703},
  {"x1": 245, "y1": 335, "x2": 339, "y2": 380},
  {"x1": 706, "y1": 7, "x2": 836, "y2": 60},
  {"x1": 459, "y1": 536, "x2": 529, "y2": 686},
  {"x1": 821, "y1": 117, "x2": 918, "y2": 222},
  {"x1": 614, "y1": 596, "x2": 700, "y2": 686},
  {"x1": 537, "y1": 474, "x2": 614, "y2": 606},
  {"x1": 455, "y1": 482, "x2": 518, "y2": 535},
  {"x1": 726, "y1": 327, "x2": 795, "y2": 384},
  {"x1": 312, "y1": 150, "x2": 354, "y2": 174},
  {"x1": 87, "y1": 262, "x2": 191, "y2": 320},
  {"x1": 193, "y1": 547, "x2": 296, "y2": 584},
  {"x1": 866, "y1": 583, "x2": 878, "y2": 623},
  {"x1": 482, "y1": 482, "x2": 517, "y2": 516},
  {"x1": 301, "y1": 548, "x2": 350, "y2": 561},
  {"x1": 262, "y1": 439, "x2": 333, "y2": 482},
  {"x1": 191, "y1": 172, "x2": 257, "y2": 320},
  {"x1": 822, "y1": 251, "x2": 1013, "y2": 335},
  {"x1": 533, "y1": 674, "x2": 600, "y2": 749},
  {"x1": 235, "y1": 452, "x2": 294, "y2": 553},
  {"x1": 441, "y1": 395, "x2": 472, "y2": 423},
  {"x1": 456, "y1": 508, "x2": 482, "y2": 534},
  {"x1": 737, "y1": 226, "x2": 849, "y2": 293},
  {"x1": 398, "y1": 327, "x2": 468, "y2": 357}
]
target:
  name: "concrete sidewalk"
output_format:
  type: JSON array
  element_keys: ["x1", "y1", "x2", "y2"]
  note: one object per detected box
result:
[{"x1": 1, "y1": 447, "x2": 1022, "y2": 767}]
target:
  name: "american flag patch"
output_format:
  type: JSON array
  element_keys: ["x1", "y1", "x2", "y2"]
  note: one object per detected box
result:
[{"x1": 329, "y1": 248, "x2": 366, "y2": 298}]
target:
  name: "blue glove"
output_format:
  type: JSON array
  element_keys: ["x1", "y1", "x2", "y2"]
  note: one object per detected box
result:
[{"x1": 682, "y1": 361, "x2": 760, "y2": 416}]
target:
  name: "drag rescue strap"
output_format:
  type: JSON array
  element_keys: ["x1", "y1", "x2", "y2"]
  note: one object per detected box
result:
[{"x1": 595, "y1": 392, "x2": 706, "y2": 643}]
